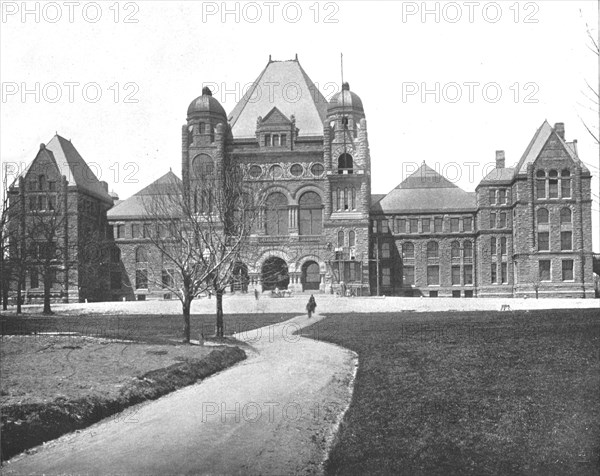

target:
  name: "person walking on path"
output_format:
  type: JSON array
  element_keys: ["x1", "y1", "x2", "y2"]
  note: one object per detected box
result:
[{"x1": 306, "y1": 295, "x2": 317, "y2": 318}]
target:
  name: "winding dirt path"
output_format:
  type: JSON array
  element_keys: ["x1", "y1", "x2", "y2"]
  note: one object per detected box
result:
[{"x1": 4, "y1": 313, "x2": 357, "y2": 476}]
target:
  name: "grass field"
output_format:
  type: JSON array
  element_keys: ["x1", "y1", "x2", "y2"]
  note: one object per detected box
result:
[
  {"x1": 302, "y1": 309, "x2": 600, "y2": 475},
  {"x1": 0, "y1": 312, "x2": 295, "y2": 344}
]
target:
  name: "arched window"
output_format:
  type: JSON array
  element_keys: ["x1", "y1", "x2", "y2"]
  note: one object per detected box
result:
[
  {"x1": 265, "y1": 192, "x2": 288, "y2": 235},
  {"x1": 338, "y1": 153, "x2": 353, "y2": 174},
  {"x1": 403, "y1": 242, "x2": 414, "y2": 259},
  {"x1": 135, "y1": 247, "x2": 148, "y2": 264},
  {"x1": 336, "y1": 188, "x2": 341, "y2": 211},
  {"x1": 192, "y1": 154, "x2": 215, "y2": 179},
  {"x1": 464, "y1": 241, "x2": 473, "y2": 259},
  {"x1": 38, "y1": 175, "x2": 46, "y2": 191},
  {"x1": 351, "y1": 187, "x2": 356, "y2": 210},
  {"x1": 427, "y1": 241, "x2": 439, "y2": 259},
  {"x1": 348, "y1": 230, "x2": 356, "y2": 247},
  {"x1": 561, "y1": 169, "x2": 571, "y2": 198},
  {"x1": 560, "y1": 207, "x2": 572, "y2": 224},
  {"x1": 537, "y1": 208, "x2": 549, "y2": 225},
  {"x1": 299, "y1": 191, "x2": 322, "y2": 235},
  {"x1": 536, "y1": 170, "x2": 546, "y2": 198},
  {"x1": 451, "y1": 241, "x2": 461, "y2": 259},
  {"x1": 337, "y1": 230, "x2": 344, "y2": 247}
]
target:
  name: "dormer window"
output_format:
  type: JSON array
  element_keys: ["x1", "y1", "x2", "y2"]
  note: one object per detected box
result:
[
  {"x1": 273, "y1": 134, "x2": 280, "y2": 146},
  {"x1": 38, "y1": 175, "x2": 46, "y2": 191},
  {"x1": 548, "y1": 170, "x2": 558, "y2": 198},
  {"x1": 264, "y1": 134, "x2": 271, "y2": 147},
  {"x1": 280, "y1": 134, "x2": 287, "y2": 146}
]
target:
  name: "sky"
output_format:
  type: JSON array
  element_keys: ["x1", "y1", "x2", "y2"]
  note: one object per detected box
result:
[{"x1": 1, "y1": 0, "x2": 599, "y2": 251}]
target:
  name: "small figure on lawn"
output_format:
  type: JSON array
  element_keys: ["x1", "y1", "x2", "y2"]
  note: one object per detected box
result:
[
  {"x1": 254, "y1": 288, "x2": 260, "y2": 300},
  {"x1": 306, "y1": 294, "x2": 317, "y2": 318}
]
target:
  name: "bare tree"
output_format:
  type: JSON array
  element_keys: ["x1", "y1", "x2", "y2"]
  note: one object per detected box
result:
[{"x1": 142, "y1": 164, "x2": 260, "y2": 342}]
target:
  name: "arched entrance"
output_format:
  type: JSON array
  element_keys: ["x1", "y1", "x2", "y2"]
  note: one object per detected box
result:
[
  {"x1": 301, "y1": 261, "x2": 320, "y2": 291},
  {"x1": 231, "y1": 262, "x2": 249, "y2": 293},
  {"x1": 262, "y1": 257, "x2": 289, "y2": 291}
]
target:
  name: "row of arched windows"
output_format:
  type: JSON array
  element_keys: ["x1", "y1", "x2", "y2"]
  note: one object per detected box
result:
[
  {"x1": 536, "y1": 207, "x2": 572, "y2": 225},
  {"x1": 265, "y1": 191, "x2": 323, "y2": 236},
  {"x1": 337, "y1": 230, "x2": 356, "y2": 248},
  {"x1": 332, "y1": 187, "x2": 357, "y2": 212},
  {"x1": 536, "y1": 169, "x2": 571, "y2": 199}
]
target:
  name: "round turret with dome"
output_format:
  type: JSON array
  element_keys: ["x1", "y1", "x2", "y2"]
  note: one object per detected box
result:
[
  {"x1": 327, "y1": 82, "x2": 364, "y2": 117},
  {"x1": 187, "y1": 86, "x2": 227, "y2": 120}
]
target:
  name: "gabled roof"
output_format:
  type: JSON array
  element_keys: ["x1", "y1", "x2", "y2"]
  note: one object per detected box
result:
[
  {"x1": 261, "y1": 107, "x2": 292, "y2": 125},
  {"x1": 515, "y1": 120, "x2": 589, "y2": 175},
  {"x1": 373, "y1": 163, "x2": 476, "y2": 214},
  {"x1": 16, "y1": 135, "x2": 113, "y2": 203},
  {"x1": 44, "y1": 135, "x2": 113, "y2": 203},
  {"x1": 479, "y1": 167, "x2": 515, "y2": 185},
  {"x1": 228, "y1": 59, "x2": 328, "y2": 138},
  {"x1": 108, "y1": 171, "x2": 182, "y2": 219}
]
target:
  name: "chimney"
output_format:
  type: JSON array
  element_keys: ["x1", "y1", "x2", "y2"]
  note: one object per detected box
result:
[
  {"x1": 495, "y1": 150, "x2": 505, "y2": 169},
  {"x1": 554, "y1": 122, "x2": 565, "y2": 140}
]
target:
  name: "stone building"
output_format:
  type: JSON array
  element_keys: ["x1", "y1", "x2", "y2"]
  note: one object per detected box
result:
[
  {"x1": 7, "y1": 135, "x2": 115, "y2": 303},
  {"x1": 9, "y1": 58, "x2": 595, "y2": 300}
]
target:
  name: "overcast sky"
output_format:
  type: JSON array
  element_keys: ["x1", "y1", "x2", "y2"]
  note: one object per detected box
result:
[{"x1": 1, "y1": 0, "x2": 599, "y2": 250}]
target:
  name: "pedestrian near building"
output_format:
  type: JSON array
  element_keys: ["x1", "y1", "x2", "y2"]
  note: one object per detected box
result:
[{"x1": 306, "y1": 295, "x2": 317, "y2": 318}]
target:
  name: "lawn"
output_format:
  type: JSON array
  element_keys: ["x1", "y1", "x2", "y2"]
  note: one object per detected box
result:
[
  {"x1": 0, "y1": 312, "x2": 293, "y2": 461},
  {"x1": 0, "y1": 312, "x2": 295, "y2": 344},
  {"x1": 302, "y1": 309, "x2": 600, "y2": 475}
]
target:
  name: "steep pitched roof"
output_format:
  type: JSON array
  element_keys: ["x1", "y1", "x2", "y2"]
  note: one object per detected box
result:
[
  {"x1": 107, "y1": 171, "x2": 182, "y2": 219},
  {"x1": 45, "y1": 135, "x2": 113, "y2": 203},
  {"x1": 228, "y1": 59, "x2": 328, "y2": 138},
  {"x1": 373, "y1": 163, "x2": 476, "y2": 214},
  {"x1": 515, "y1": 120, "x2": 589, "y2": 175},
  {"x1": 479, "y1": 167, "x2": 515, "y2": 185}
]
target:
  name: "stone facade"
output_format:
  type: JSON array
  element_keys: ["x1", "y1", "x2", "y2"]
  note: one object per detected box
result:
[{"x1": 11, "y1": 59, "x2": 596, "y2": 300}]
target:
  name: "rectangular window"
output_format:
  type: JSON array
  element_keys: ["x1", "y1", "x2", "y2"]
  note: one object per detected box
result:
[
  {"x1": 560, "y1": 231, "x2": 572, "y2": 251},
  {"x1": 132, "y1": 224, "x2": 140, "y2": 238},
  {"x1": 491, "y1": 237, "x2": 496, "y2": 255},
  {"x1": 397, "y1": 218, "x2": 406, "y2": 233},
  {"x1": 499, "y1": 213, "x2": 506, "y2": 228},
  {"x1": 30, "y1": 268, "x2": 39, "y2": 288},
  {"x1": 422, "y1": 218, "x2": 431, "y2": 233},
  {"x1": 490, "y1": 212, "x2": 496, "y2": 229},
  {"x1": 48, "y1": 196, "x2": 56, "y2": 210},
  {"x1": 427, "y1": 265, "x2": 440, "y2": 285},
  {"x1": 381, "y1": 242, "x2": 390, "y2": 259},
  {"x1": 539, "y1": 260, "x2": 551, "y2": 281},
  {"x1": 116, "y1": 224, "x2": 124, "y2": 238},
  {"x1": 143, "y1": 223, "x2": 152, "y2": 238},
  {"x1": 562, "y1": 178, "x2": 571, "y2": 198},
  {"x1": 162, "y1": 269, "x2": 174, "y2": 288},
  {"x1": 280, "y1": 134, "x2": 287, "y2": 146},
  {"x1": 110, "y1": 272, "x2": 121, "y2": 290},
  {"x1": 382, "y1": 220, "x2": 389, "y2": 233},
  {"x1": 491, "y1": 263, "x2": 497, "y2": 283},
  {"x1": 489, "y1": 189, "x2": 496, "y2": 204},
  {"x1": 463, "y1": 217, "x2": 472, "y2": 232},
  {"x1": 451, "y1": 266, "x2": 461, "y2": 285},
  {"x1": 409, "y1": 218, "x2": 418, "y2": 233},
  {"x1": 549, "y1": 179, "x2": 558, "y2": 198},
  {"x1": 562, "y1": 260, "x2": 574, "y2": 281},
  {"x1": 537, "y1": 179, "x2": 546, "y2": 198},
  {"x1": 538, "y1": 232, "x2": 549, "y2": 251},
  {"x1": 450, "y1": 218, "x2": 459, "y2": 233},
  {"x1": 498, "y1": 189, "x2": 506, "y2": 204},
  {"x1": 382, "y1": 267, "x2": 391, "y2": 286},
  {"x1": 500, "y1": 237, "x2": 507, "y2": 256},
  {"x1": 404, "y1": 266, "x2": 415, "y2": 285},
  {"x1": 501, "y1": 263, "x2": 507, "y2": 283},
  {"x1": 372, "y1": 220, "x2": 377, "y2": 233},
  {"x1": 464, "y1": 265, "x2": 473, "y2": 285},
  {"x1": 434, "y1": 217, "x2": 443, "y2": 232},
  {"x1": 136, "y1": 269, "x2": 148, "y2": 289},
  {"x1": 273, "y1": 135, "x2": 280, "y2": 146},
  {"x1": 264, "y1": 134, "x2": 271, "y2": 146}
]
